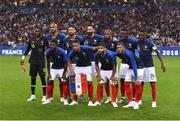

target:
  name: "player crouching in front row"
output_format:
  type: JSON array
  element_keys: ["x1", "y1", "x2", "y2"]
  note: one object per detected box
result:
[
  {"x1": 43, "y1": 40, "x2": 75, "y2": 105},
  {"x1": 115, "y1": 42, "x2": 143, "y2": 109},
  {"x1": 93, "y1": 42, "x2": 118, "y2": 108}
]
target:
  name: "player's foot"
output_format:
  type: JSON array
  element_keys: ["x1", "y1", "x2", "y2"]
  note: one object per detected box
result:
[
  {"x1": 138, "y1": 100, "x2": 142, "y2": 105},
  {"x1": 105, "y1": 97, "x2": 112, "y2": 104},
  {"x1": 27, "y1": 95, "x2": 36, "y2": 102},
  {"x1": 119, "y1": 97, "x2": 125, "y2": 104},
  {"x1": 133, "y1": 102, "x2": 139, "y2": 110},
  {"x1": 152, "y1": 101, "x2": 156, "y2": 108},
  {"x1": 88, "y1": 101, "x2": 94, "y2": 106},
  {"x1": 69, "y1": 100, "x2": 78, "y2": 106},
  {"x1": 49, "y1": 97, "x2": 54, "y2": 101},
  {"x1": 63, "y1": 99, "x2": 68, "y2": 105},
  {"x1": 60, "y1": 97, "x2": 65, "y2": 103},
  {"x1": 80, "y1": 96, "x2": 84, "y2": 103},
  {"x1": 92, "y1": 101, "x2": 101, "y2": 106},
  {"x1": 122, "y1": 101, "x2": 134, "y2": 108},
  {"x1": 42, "y1": 99, "x2": 51, "y2": 105},
  {"x1": 112, "y1": 102, "x2": 118, "y2": 108},
  {"x1": 41, "y1": 96, "x2": 46, "y2": 102}
]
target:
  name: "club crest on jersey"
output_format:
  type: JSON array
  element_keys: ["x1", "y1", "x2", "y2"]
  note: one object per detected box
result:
[
  {"x1": 128, "y1": 43, "x2": 132, "y2": 48},
  {"x1": 106, "y1": 59, "x2": 109, "y2": 63},
  {"x1": 31, "y1": 42, "x2": 35, "y2": 48},
  {"x1": 66, "y1": 42, "x2": 70, "y2": 48},
  {"x1": 57, "y1": 56, "x2": 60, "y2": 59},
  {"x1": 94, "y1": 39, "x2": 97, "y2": 44},
  {"x1": 57, "y1": 39, "x2": 60, "y2": 43},
  {"x1": 144, "y1": 45, "x2": 148, "y2": 50},
  {"x1": 111, "y1": 43, "x2": 114, "y2": 48},
  {"x1": 82, "y1": 52, "x2": 86, "y2": 56},
  {"x1": 84, "y1": 40, "x2": 88, "y2": 45}
]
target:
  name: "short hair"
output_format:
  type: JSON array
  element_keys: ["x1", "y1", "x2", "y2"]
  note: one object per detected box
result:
[
  {"x1": 86, "y1": 25, "x2": 94, "y2": 29},
  {"x1": 98, "y1": 42, "x2": 106, "y2": 48},
  {"x1": 117, "y1": 42, "x2": 125, "y2": 47},
  {"x1": 67, "y1": 25, "x2": 77, "y2": 31},
  {"x1": 35, "y1": 26, "x2": 43, "y2": 31}
]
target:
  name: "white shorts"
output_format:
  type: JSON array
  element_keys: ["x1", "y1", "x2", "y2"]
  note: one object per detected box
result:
[
  {"x1": 50, "y1": 69, "x2": 64, "y2": 80},
  {"x1": 75, "y1": 66, "x2": 92, "y2": 81},
  {"x1": 143, "y1": 67, "x2": 157, "y2": 82},
  {"x1": 119, "y1": 63, "x2": 129, "y2": 79},
  {"x1": 91, "y1": 61, "x2": 97, "y2": 77},
  {"x1": 100, "y1": 70, "x2": 117, "y2": 85},
  {"x1": 125, "y1": 68, "x2": 144, "y2": 82}
]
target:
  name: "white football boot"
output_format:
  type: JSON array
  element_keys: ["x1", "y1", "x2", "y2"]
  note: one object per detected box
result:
[
  {"x1": 41, "y1": 96, "x2": 46, "y2": 102},
  {"x1": 60, "y1": 97, "x2": 65, "y2": 102},
  {"x1": 27, "y1": 95, "x2": 36, "y2": 102},
  {"x1": 133, "y1": 102, "x2": 139, "y2": 110},
  {"x1": 69, "y1": 100, "x2": 78, "y2": 106},
  {"x1": 92, "y1": 101, "x2": 101, "y2": 106},
  {"x1": 88, "y1": 101, "x2": 94, "y2": 106},
  {"x1": 152, "y1": 101, "x2": 157, "y2": 108},
  {"x1": 112, "y1": 102, "x2": 118, "y2": 108},
  {"x1": 122, "y1": 101, "x2": 135, "y2": 108},
  {"x1": 105, "y1": 97, "x2": 112, "y2": 104},
  {"x1": 63, "y1": 99, "x2": 69, "y2": 105}
]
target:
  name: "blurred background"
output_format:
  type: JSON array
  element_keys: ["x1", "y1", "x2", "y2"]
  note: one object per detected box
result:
[{"x1": 0, "y1": 0, "x2": 179, "y2": 46}]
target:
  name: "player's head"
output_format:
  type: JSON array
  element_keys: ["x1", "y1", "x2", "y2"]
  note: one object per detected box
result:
[
  {"x1": 49, "y1": 40, "x2": 57, "y2": 50},
  {"x1": 67, "y1": 26, "x2": 77, "y2": 36},
  {"x1": 34, "y1": 27, "x2": 43, "y2": 38},
  {"x1": 98, "y1": 42, "x2": 106, "y2": 55},
  {"x1": 50, "y1": 23, "x2": 58, "y2": 34},
  {"x1": 116, "y1": 42, "x2": 125, "y2": 54},
  {"x1": 138, "y1": 31, "x2": 147, "y2": 41},
  {"x1": 104, "y1": 29, "x2": 112, "y2": 40},
  {"x1": 72, "y1": 40, "x2": 80, "y2": 52},
  {"x1": 120, "y1": 30, "x2": 128, "y2": 40},
  {"x1": 86, "y1": 25, "x2": 95, "y2": 36}
]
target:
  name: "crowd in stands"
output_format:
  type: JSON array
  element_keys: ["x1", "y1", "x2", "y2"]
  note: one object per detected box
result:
[{"x1": 0, "y1": 0, "x2": 179, "y2": 46}]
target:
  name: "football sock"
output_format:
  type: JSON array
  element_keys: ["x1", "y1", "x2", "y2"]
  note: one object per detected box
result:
[
  {"x1": 88, "y1": 82, "x2": 93, "y2": 101},
  {"x1": 112, "y1": 85, "x2": 118, "y2": 102},
  {"x1": 124, "y1": 82, "x2": 133, "y2": 101},
  {"x1": 135, "y1": 84, "x2": 142, "y2": 102},
  {"x1": 151, "y1": 82, "x2": 156, "y2": 102},
  {"x1": 120, "y1": 78, "x2": 125, "y2": 97},
  {"x1": 132, "y1": 83, "x2": 136, "y2": 99},
  {"x1": 47, "y1": 81, "x2": 53, "y2": 99},
  {"x1": 59, "y1": 79, "x2": 63, "y2": 98},
  {"x1": 97, "y1": 85, "x2": 103, "y2": 102},
  {"x1": 31, "y1": 77, "x2": 36, "y2": 95},
  {"x1": 105, "y1": 81, "x2": 110, "y2": 97}
]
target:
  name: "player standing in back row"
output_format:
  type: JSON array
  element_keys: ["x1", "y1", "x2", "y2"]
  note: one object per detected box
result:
[
  {"x1": 137, "y1": 31, "x2": 166, "y2": 108},
  {"x1": 82, "y1": 25, "x2": 104, "y2": 102},
  {"x1": 20, "y1": 27, "x2": 49, "y2": 102},
  {"x1": 45, "y1": 23, "x2": 66, "y2": 102}
]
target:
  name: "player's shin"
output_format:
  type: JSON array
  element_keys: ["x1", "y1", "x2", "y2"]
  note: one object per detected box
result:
[
  {"x1": 46, "y1": 81, "x2": 53, "y2": 99},
  {"x1": 105, "y1": 80, "x2": 110, "y2": 97},
  {"x1": 111, "y1": 84, "x2": 118, "y2": 103},
  {"x1": 132, "y1": 83, "x2": 136, "y2": 100},
  {"x1": 124, "y1": 82, "x2": 133, "y2": 102},
  {"x1": 40, "y1": 76, "x2": 46, "y2": 96},
  {"x1": 97, "y1": 84, "x2": 103, "y2": 103},
  {"x1": 150, "y1": 82, "x2": 156, "y2": 102},
  {"x1": 135, "y1": 84, "x2": 142, "y2": 103},
  {"x1": 31, "y1": 76, "x2": 36, "y2": 95},
  {"x1": 88, "y1": 82, "x2": 93, "y2": 101},
  {"x1": 120, "y1": 78, "x2": 125, "y2": 98},
  {"x1": 59, "y1": 79, "x2": 64, "y2": 98}
]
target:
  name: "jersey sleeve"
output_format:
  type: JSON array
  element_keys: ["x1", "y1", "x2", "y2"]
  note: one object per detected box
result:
[
  {"x1": 126, "y1": 51, "x2": 138, "y2": 80},
  {"x1": 149, "y1": 40, "x2": 157, "y2": 51},
  {"x1": 68, "y1": 50, "x2": 74, "y2": 62},
  {"x1": 83, "y1": 45, "x2": 94, "y2": 51},
  {"x1": 24, "y1": 40, "x2": 31, "y2": 56},
  {"x1": 94, "y1": 53, "x2": 99, "y2": 65}
]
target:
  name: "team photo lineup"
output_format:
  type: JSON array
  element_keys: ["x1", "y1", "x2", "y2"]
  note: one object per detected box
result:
[
  {"x1": 20, "y1": 22, "x2": 166, "y2": 110},
  {"x1": 1, "y1": 0, "x2": 180, "y2": 120}
]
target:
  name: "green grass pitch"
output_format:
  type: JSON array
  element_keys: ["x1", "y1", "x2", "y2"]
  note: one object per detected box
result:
[{"x1": 0, "y1": 56, "x2": 180, "y2": 120}]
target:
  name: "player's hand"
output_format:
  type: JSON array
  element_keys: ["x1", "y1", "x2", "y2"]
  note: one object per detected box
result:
[
  {"x1": 20, "y1": 59, "x2": 24, "y2": 65},
  {"x1": 134, "y1": 80, "x2": 141, "y2": 86},
  {"x1": 21, "y1": 64, "x2": 26, "y2": 74},
  {"x1": 97, "y1": 75, "x2": 103, "y2": 81},
  {"x1": 161, "y1": 64, "x2": 166, "y2": 72},
  {"x1": 110, "y1": 76, "x2": 115, "y2": 82}
]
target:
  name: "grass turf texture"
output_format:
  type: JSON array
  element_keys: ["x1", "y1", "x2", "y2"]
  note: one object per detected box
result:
[{"x1": 0, "y1": 56, "x2": 180, "y2": 120}]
